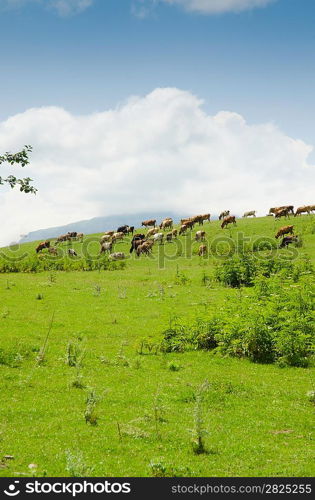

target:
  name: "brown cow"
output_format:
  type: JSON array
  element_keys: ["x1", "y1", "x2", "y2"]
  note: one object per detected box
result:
[
  {"x1": 294, "y1": 205, "x2": 312, "y2": 216},
  {"x1": 275, "y1": 225, "x2": 294, "y2": 239},
  {"x1": 147, "y1": 227, "x2": 159, "y2": 238},
  {"x1": 179, "y1": 224, "x2": 189, "y2": 235},
  {"x1": 201, "y1": 213, "x2": 211, "y2": 223},
  {"x1": 166, "y1": 228, "x2": 178, "y2": 241},
  {"x1": 56, "y1": 234, "x2": 70, "y2": 244},
  {"x1": 136, "y1": 240, "x2": 153, "y2": 256},
  {"x1": 129, "y1": 235, "x2": 145, "y2": 254},
  {"x1": 191, "y1": 215, "x2": 203, "y2": 225},
  {"x1": 275, "y1": 207, "x2": 291, "y2": 219},
  {"x1": 269, "y1": 205, "x2": 294, "y2": 216},
  {"x1": 141, "y1": 219, "x2": 156, "y2": 227},
  {"x1": 159, "y1": 218, "x2": 173, "y2": 230},
  {"x1": 181, "y1": 217, "x2": 192, "y2": 225},
  {"x1": 36, "y1": 241, "x2": 50, "y2": 253},
  {"x1": 198, "y1": 244, "x2": 207, "y2": 256},
  {"x1": 221, "y1": 216, "x2": 236, "y2": 229}
]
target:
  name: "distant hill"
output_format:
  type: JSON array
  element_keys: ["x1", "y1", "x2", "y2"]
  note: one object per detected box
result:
[{"x1": 19, "y1": 212, "x2": 194, "y2": 243}]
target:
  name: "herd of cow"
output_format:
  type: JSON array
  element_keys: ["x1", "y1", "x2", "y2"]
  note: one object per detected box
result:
[{"x1": 34, "y1": 204, "x2": 314, "y2": 257}]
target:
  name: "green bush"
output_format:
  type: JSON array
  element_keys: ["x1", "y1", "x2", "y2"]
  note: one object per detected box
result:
[
  {"x1": 0, "y1": 254, "x2": 126, "y2": 273},
  {"x1": 160, "y1": 276, "x2": 315, "y2": 366}
]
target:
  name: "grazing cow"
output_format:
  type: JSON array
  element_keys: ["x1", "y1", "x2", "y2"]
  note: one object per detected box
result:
[
  {"x1": 136, "y1": 240, "x2": 153, "y2": 256},
  {"x1": 117, "y1": 225, "x2": 129, "y2": 234},
  {"x1": 36, "y1": 240, "x2": 50, "y2": 253},
  {"x1": 126, "y1": 226, "x2": 134, "y2": 235},
  {"x1": 142, "y1": 219, "x2": 156, "y2": 228},
  {"x1": 76, "y1": 233, "x2": 84, "y2": 241},
  {"x1": 294, "y1": 205, "x2": 312, "y2": 216},
  {"x1": 221, "y1": 216, "x2": 236, "y2": 229},
  {"x1": 269, "y1": 205, "x2": 294, "y2": 216},
  {"x1": 171, "y1": 229, "x2": 178, "y2": 238},
  {"x1": 100, "y1": 242, "x2": 113, "y2": 254},
  {"x1": 68, "y1": 248, "x2": 77, "y2": 257},
  {"x1": 48, "y1": 247, "x2": 58, "y2": 255},
  {"x1": 243, "y1": 211, "x2": 256, "y2": 218},
  {"x1": 201, "y1": 213, "x2": 211, "y2": 223},
  {"x1": 129, "y1": 234, "x2": 145, "y2": 253},
  {"x1": 184, "y1": 220, "x2": 195, "y2": 230},
  {"x1": 166, "y1": 232, "x2": 174, "y2": 242},
  {"x1": 56, "y1": 234, "x2": 70, "y2": 244},
  {"x1": 152, "y1": 232, "x2": 164, "y2": 244},
  {"x1": 133, "y1": 239, "x2": 146, "y2": 254},
  {"x1": 198, "y1": 244, "x2": 207, "y2": 256},
  {"x1": 219, "y1": 210, "x2": 230, "y2": 220},
  {"x1": 159, "y1": 218, "x2": 173, "y2": 230},
  {"x1": 112, "y1": 232, "x2": 125, "y2": 242},
  {"x1": 147, "y1": 227, "x2": 159, "y2": 238},
  {"x1": 181, "y1": 217, "x2": 191, "y2": 225},
  {"x1": 279, "y1": 235, "x2": 298, "y2": 248},
  {"x1": 275, "y1": 225, "x2": 294, "y2": 239},
  {"x1": 109, "y1": 252, "x2": 125, "y2": 261},
  {"x1": 179, "y1": 224, "x2": 188, "y2": 235},
  {"x1": 67, "y1": 232, "x2": 77, "y2": 238},
  {"x1": 191, "y1": 215, "x2": 203, "y2": 225},
  {"x1": 195, "y1": 230, "x2": 206, "y2": 241},
  {"x1": 100, "y1": 234, "x2": 112, "y2": 243},
  {"x1": 275, "y1": 207, "x2": 291, "y2": 219}
]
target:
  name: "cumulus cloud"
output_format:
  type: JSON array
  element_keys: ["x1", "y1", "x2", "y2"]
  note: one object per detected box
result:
[
  {"x1": 133, "y1": 0, "x2": 276, "y2": 15},
  {"x1": 0, "y1": 0, "x2": 94, "y2": 15},
  {"x1": 0, "y1": 87, "x2": 314, "y2": 246}
]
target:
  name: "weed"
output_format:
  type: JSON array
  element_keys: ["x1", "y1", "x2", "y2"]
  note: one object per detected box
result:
[
  {"x1": 36, "y1": 312, "x2": 55, "y2": 365},
  {"x1": 66, "y1": 341, "x2": 85, "y2": 368},
  {"x1": 84, "y1": 389, "x2": 99, "y2": 426},
  {"x1": 167, "y1": 361, "x2": 181, "y2": 371},
  {"x1": 149, "y1": 460, "x2": 194, "y2": 477},
  {"x1": 191, "y1": 381, "x2": 209, "y2": 455},
  {"x1": 93, "y1": 284, "x2": 101, "y2": 296},
  {"x1": 70, "y1": 368, "x2": 86, "y2": 389},
  {"x1": 65, "y1": 450, "x2": 93, "y2": 477}
]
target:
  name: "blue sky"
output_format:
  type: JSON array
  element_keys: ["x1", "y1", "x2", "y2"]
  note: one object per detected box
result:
[
  {"x1": 0, "y1": 0, "x2": 314, "y2": 244},
  {"x1": 0, "y1": 0, "x2": 314, "y2": 146}
]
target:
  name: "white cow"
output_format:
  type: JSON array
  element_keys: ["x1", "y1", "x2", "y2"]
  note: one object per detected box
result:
[{"x1": 152, "y1": 232, "x2": 164, "y2": 244}]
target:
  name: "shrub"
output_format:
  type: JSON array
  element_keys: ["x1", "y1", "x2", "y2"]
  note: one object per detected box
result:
[
  {"x1": 195, "y1": 317, "x2": 223, "y2": 350},
  {"x1": 160, "y1": 276, "x2": 315, "y2": 366},
  {"x1": 214, "y1": 254, "x2": 257, "y2": 287}
]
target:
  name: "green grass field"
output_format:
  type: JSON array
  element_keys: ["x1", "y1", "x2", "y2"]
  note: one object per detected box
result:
[{"x1": 0, "y1": 215, "x2": 314, "y2": 477}]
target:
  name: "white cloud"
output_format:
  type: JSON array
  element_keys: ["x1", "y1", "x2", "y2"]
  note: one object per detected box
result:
[
  {"x1": 0, "y1": 0, "x2": 94, "y2": 15},
  {"x1": 135, "y1": 0, "x2": 276, "y2": 15},
  {"x1": 0, "y1": 87, "x2": 314, "y2": 246}
]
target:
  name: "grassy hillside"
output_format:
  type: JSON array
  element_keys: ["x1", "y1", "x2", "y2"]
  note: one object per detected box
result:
[{"x1": 0, "y1": 215, "x2": 314, "y2": 477}]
